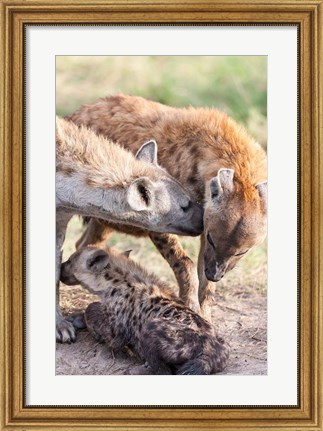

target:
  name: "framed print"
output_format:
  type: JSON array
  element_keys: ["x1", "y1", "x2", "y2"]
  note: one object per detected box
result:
[{"x1": 0, "y1": 0, "x2": 322, "y2": 430}]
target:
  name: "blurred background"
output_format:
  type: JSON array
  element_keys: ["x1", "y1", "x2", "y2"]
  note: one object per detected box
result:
[{"x1": 56, "y1": 56, "x2": 267, "y2": 295}]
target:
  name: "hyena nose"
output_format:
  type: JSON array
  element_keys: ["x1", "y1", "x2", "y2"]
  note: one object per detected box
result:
[
  {"x1": 205, "y1": 263, "x2": 226, "y2": 282},
  {"x1": 205, "y1": 267, "x2": 222, "y2": 282},
  {"x1": 215, "y1": 262, "x2": 226, "y2": 280}
]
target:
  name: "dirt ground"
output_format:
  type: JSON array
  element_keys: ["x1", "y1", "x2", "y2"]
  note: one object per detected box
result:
[
  {"x1": 56, "y1": 217, "x2": 267, "y2": 375},
  {"x1": 56, "y1": 282, "x2": 267, "y2": 376}
]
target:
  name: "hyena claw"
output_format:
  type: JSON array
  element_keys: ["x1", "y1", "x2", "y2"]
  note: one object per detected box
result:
[{"x1": 56, "y1": 316, "x2": 76, "y2": 343}]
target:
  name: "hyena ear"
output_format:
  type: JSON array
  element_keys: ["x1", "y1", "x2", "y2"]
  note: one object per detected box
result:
[
  {"x1": 122, "y1": 249, "x2": 132, "y2": 258},
  {"x1": 135, "y1": 140, "x2": 158, "y2": 165},
  {"x1": 127, "y1": 177, "x2": 154, "y2": 211},
  {"x1": 87, "y1": 249, "x2": 109, "y2": 273},
  {"x1": 256, "y1": 181, "x2": 267, "y2": 212},
  {"x1": 210, "y1": 168, "x2": 235, "y2": 201}
]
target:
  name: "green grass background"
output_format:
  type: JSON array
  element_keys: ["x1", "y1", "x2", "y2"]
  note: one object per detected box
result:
[{"x1": 57, "y1": 56, "x2": 267, "y2": 293}]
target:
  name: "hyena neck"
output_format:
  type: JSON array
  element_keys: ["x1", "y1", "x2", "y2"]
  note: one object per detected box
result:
[
  {"x1": 99, "y1": 271, "x2": 151, "y2": 300},
  {"x1": 122, "y1": 258, "x2": 175, "y2": 295},
  {"x1": 56, "y1": 116, "x2": 153, "y2": 189},
  {"x1": 56, "y1": 173, "x2": 129, "y2": 223},
  {"x1": 104, "y1": 256, "x2": 175, "y2": 298}
]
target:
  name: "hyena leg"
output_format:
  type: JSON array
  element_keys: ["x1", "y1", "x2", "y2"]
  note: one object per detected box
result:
[
  {"x1": 76, "y1": 218, "x2": 114, "y2": 249},
  {"x1": 56, "y1": 300, "x2": 76, "y2": 343},
  {"x1": 197, "y1": 236, "x2": 215, "y2": 322},
  {"x1": 149, "y1": 232, "x2": 200, "y2": 313},
  {"x1": 56, "y1": 215, "x2": 76, "y2": 343}
]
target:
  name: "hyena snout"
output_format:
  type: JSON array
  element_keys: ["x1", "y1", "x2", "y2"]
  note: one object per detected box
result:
[
  {"x1": 175, "y1": 200, "x2": 204, "y2": 236},
  {"x1": 205, "y1": 260, "x2": 228, "y2": 282},
  {"x1": 60, "y1": 261, "x2": 79, "y2": 285}
]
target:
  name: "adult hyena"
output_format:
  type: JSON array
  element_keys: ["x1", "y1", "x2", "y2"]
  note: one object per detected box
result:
[
  {"x1": 66, "y1": 94, "x2": 267, "y2": 319},
  {"x1": 56, "y1": 117, "x2": 203, "y2": 342},
  {"x1": 61, "y1": 247, "x2": 229, "y2": 375}
]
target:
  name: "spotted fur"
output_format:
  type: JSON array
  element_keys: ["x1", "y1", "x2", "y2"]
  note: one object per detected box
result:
[{"x1": 61, "y1": 247, "x2": 229, "y2": 375}]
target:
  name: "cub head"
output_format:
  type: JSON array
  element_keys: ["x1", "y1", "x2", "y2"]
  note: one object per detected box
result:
[
  {"x1": 203, "y1": 168, "x2": 267, "y2": 282},
  {"x1": 60, "y1": 247, "x2": 111, "y2": 292},
  {"x1": 60, "y1": 247, "x2": 131, "y2": 293}
]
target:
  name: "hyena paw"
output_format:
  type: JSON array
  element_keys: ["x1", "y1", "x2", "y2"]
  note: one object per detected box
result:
[{"x1": 56, "y1": 317, "x2": 76, "y2": 344}]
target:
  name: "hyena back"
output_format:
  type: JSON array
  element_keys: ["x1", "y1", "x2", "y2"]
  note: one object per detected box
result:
[
  {"x1": 67, "y1": 94, "x2": 267, "y2": 318},
  {"x1": 60, "y1": 247, "x2": 229, "y2": 375},
  {"x1": 56, "y1": 117, "x2": 203, "y2": 343}
]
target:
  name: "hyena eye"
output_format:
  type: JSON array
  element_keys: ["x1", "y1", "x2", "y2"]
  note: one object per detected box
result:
[
  {"x1": 180, "y1": 201, "x2": 192, "y2": 213},
  {"x1": 234, "y1": 249, "x2": 249, "y2": 257},
  {"x1": 207, "y1": 233, "x2": 216, "y2": 249}
]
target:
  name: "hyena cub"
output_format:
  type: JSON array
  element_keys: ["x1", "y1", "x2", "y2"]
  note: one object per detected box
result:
[{"x1": 61, "y1": 247, "x2": 229, "y2": 375}]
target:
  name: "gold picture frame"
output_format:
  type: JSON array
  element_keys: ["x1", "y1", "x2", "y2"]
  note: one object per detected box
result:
[{"x1": 1, "y1": 0, "x2": 322, "y2": 429}]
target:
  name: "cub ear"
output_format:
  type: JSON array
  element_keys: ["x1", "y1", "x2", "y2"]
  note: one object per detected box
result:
[
  {"x1": 256, "y1": 181, "x2": 267, "y2": 212},
  {"x1": 210, "y1": 168, "x2": 235, "y2": 201},
  {"x1": 135, "y1": 140, "x2": 158, "y2": 165},
  {"x1": 127, "y1": 177, "x2": 154, "y2": 211},
  {"x1": 87, "y1": 249, "x2": 109, "y2": 273}
]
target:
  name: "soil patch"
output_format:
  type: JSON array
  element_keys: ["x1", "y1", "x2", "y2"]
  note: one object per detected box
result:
[{"x1": 56, "y1": 283, "x2": 267, "y2": 375}]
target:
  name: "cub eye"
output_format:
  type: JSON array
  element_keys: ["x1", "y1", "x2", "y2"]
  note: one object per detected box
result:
[
  {"x1": 234, "y1": 249, "x2": 249, "y2": 257},
  {"x1": 181, "y1": 201, "x2": 192, "y2": 213},
  {"x1": 207, "y1": 233, "x2": 216, "y2": 249}
]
